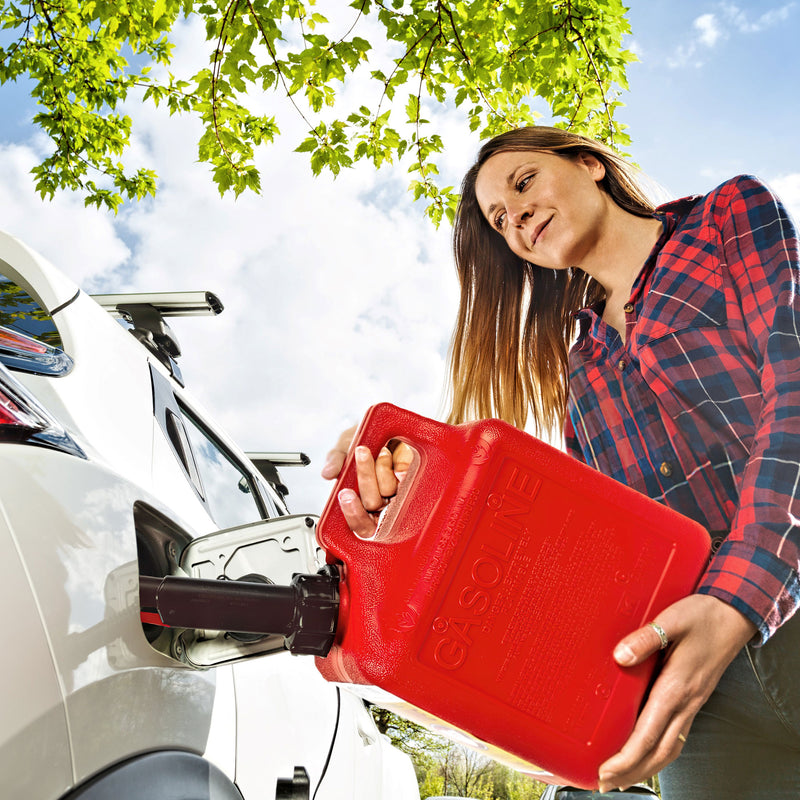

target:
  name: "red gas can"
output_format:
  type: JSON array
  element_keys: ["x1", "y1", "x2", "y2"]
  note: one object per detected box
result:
[{"x1": 315, "y1": 403, "x2": 711, "y2": 788}]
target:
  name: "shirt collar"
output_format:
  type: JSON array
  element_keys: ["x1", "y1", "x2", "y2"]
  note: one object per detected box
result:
[
  {"x1": 629, "y1": 195, "x2": 702, "y2": 303},
  {"x1": 572, "y1": 194, "x2": 702, "y2": 335}
]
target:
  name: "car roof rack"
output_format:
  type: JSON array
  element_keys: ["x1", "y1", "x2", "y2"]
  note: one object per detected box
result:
[
  {"x1": 91, "y1": 291, "x2": 224, "y2": 385},
  {"x1": 246, "y1": 452, "x2": 311, "y2": 499},
  {"x1": 247, "y1": 452, "x2": 311, "y2": 468},
  {"x1": 91, "y1": 291, "x2": 224, "y2": 317}
]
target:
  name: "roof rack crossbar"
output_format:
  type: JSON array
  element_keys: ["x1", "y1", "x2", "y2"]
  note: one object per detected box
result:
[
  {"x1": 247, "y1": 452, "x2": 311, "y2": 468},
  {"x1": 90, "y1": 291, "x2": 223, "y2": 317}
]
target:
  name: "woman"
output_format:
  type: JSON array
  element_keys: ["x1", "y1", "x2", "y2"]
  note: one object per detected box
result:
[{"x1": 322, "y1": 126, "x2": 800, "y2": 796}]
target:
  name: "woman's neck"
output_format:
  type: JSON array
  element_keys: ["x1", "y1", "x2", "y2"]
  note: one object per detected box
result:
[{"x1": 583, "y1": 209, "x2": 662, "y2": 339}]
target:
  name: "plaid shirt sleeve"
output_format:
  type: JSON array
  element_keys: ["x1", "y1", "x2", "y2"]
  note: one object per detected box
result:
[{"x1": 696, "y1": 177, "x2": 800, "y2": 641}]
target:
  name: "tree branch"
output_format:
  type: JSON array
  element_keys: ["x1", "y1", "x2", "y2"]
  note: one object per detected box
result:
[
  {"x1": 565, "y1": 0, "x2": 615, "y2": 141},
  {"x1": 568, "y1": 18, "x2": 615, "y2": 141},
  {"x1": 336, "y1": 0, "x2": 368, "y2": 45},
  {"x1": 245, "y1": 0, "x2": 319, "y2": 137},
  {"x1": 209, "y1": 0, "x2": 242, "y2": 169}
]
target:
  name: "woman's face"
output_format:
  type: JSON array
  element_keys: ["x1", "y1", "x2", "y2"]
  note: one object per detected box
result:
[{"x1": 474, "y1": 149, "x2": 609, "y2": 270}]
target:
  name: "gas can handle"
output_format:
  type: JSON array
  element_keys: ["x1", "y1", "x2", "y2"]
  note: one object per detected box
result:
[{"x1": 317, "y1": 402, "x2": 452, "y2": 563}]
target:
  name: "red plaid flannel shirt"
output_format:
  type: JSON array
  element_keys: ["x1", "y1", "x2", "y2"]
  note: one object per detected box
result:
[{"x1": 565, "y1": 175, "x2": 800, "y2": 644}]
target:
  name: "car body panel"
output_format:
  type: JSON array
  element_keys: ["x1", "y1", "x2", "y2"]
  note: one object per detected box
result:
[
  {"x1": 0, "y1": 494, "x2": 73, "y2": 799},
  {"x1": 233, "y1": 655, "x2": 397, "y2": 800},
  {"x1": 0, "y1": 448, "x2": 217, "y2": 790},
  {"x1": 380, "y1": 739, "x2": 422, "y2": 800},
  {"x1": 203, "y1": 664, "x2": 238, "y2": 779},
  {"x1": 0, "y1": 230, "x2": 79, "y2": 313},
  {"x1": 50, "y1": 291, "x2": 174, "y2": 493}
]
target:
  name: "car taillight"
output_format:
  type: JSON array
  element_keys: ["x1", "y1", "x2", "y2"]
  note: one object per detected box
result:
[
  {"x1": 0, "y1": 361, "x2": 84, "y2": 457},
  {"x1": 0, "y1": 327, "x2": 48, "y2": 355},
  {"x1": 0, "y1": 325, "x2": 73, "y2": 375},
  {"x1": 0, "y1": 387, "x2": 47, "y2": 429}
]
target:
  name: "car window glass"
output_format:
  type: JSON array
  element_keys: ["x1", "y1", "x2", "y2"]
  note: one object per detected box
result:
[
  {"x1": 254, "y1": 472, "x2": 289, "y2": 517},
  {"x1": 0, "y1": 273, "x2": 62, "y2": 347},
  {"x1": 179, "y1": 406, "x2": 264, "y2": 528}
]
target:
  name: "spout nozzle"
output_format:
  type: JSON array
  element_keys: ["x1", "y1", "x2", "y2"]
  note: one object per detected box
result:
[{"x1": 139, "y1": 565, "x2": 340, "y2": 657}]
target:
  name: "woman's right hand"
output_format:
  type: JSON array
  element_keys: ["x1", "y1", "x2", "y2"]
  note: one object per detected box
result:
[
  {"x1": 597, "y1": 593, "x2": 756, "y2": 790},
  {"x1": 321, "y1": 425, "x2": 413, "y2": 538}
]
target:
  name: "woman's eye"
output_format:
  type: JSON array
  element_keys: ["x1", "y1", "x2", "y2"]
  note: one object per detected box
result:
[
  {"x1": 516, "y1": 175, "x2": 532, "y2": 192},
  {"x1": 494, "y1": 211, "x2": 506, "y2": 231}
]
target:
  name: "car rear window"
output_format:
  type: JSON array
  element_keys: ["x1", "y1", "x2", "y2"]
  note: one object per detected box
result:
[
  {"x1": 0, "y1": 273, "x2": 63, "y2": 348},
  {"x1": 178, "y1": 404, "x2": 266, "y2": 529}
]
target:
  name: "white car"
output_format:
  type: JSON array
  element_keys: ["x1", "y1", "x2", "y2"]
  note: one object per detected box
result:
[{"x1": 0, "y1": 229, "x2": 420, "y2": 800}]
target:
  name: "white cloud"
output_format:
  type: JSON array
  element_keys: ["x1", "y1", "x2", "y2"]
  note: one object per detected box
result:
[
  {"x1": 769, "y1": 173, "x2": 800, "y2": 226},
  {"x1": 0, "y1": 141, "x2": 130, "y2": 288},
  {"x1": 625, "y1": 37, "x2": 646, "y2": 67},
  {"x1": 695, "y1": 13, "x2": 723, "y2": 47},
  {"x1": 720, "y1": 2, "x2": 796, "y2": 33},
  {"x1": 666, "y1": 12, "x2": 724, "y2": 68},
  {"x1": 121, "y1": 128, "x2": 462, "y2": 510},
  {"x1": 667, "y1": 2, "x2": 796, "y2": 68}
]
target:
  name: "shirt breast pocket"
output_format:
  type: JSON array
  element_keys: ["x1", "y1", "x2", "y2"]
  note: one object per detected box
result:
[
  {"x1": 634, "y1": 267, "x2": 727, "y2": 345},
  {"x1": 632, "y1": 268, "x2": 734, "y2": 415}
]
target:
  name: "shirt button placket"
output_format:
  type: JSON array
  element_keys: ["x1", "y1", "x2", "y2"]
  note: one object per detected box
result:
[{"x1": 622, "y1": 302, "x2": 635, "y2": 343}]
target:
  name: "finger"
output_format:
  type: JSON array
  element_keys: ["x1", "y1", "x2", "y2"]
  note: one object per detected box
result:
[
  {"x1": 392, "y1": 442, "x2": 415, "y2": 479},
  {"x1": 598, "y1": 686, "x2": 694, "y2": 789},
  {"x1": 321, "y1": 424, "x2": 357, "y2": 479},
  {"x1": 354, "y1": 446, "x2": 385, "y2": 512},
  {"x1": 338, "y1": 488, "x2": 378, "y2": 539},
  {"x1": 321, "y1": 455, "x2": 344, "y2": 480},
  {"x1": 598, "y1": 713, "x2": 689, "y2": 791},
  {"x1": 375, "y1": 447, "x2": 400, "y2": 498},
  {"x1": 598, "y1": 674, "x2": 687, "y2": 787},
  {"x1": 599, "y1": 648, "x2": 699, "y2": 789},
  {"x1": 613, "y1": 620, "x2": 672, "y2": 666}
]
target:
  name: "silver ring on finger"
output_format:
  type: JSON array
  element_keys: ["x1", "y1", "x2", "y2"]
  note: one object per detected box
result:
[{"x1": 648, "y1": 621, "x2": 670, "y2": 650}]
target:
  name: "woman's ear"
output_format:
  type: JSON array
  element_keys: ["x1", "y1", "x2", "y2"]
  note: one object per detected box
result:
[{"x1": 576, "y1": 151, "x2": 606, "y2": 183}]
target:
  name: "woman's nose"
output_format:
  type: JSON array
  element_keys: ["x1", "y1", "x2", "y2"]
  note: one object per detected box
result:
[{"x1": 506, "y1": 201, "x2": 531, "y2": 226}]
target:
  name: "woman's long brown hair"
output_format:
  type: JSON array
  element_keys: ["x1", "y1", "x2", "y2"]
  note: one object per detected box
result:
[{"x1": 447, "y1": 126, "x2": 655, "y2": 436}]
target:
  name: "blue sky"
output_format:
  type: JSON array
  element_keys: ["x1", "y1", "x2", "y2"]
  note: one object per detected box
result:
[
  {"x1": 623, "y1": 1, "x2": 799, "y2": 199},
  {"x1": 0, "y1": 1, "x2": 797, "y2": 512}
]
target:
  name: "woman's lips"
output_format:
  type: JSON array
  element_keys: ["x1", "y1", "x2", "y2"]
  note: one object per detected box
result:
[{"x1": 531, "y1": 216, "x2": 552, "y2": 247}]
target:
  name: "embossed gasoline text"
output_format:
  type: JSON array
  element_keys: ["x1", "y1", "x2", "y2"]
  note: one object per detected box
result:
[{"x1": 431, "y1": 463, "x2": 541, "y2": 671}]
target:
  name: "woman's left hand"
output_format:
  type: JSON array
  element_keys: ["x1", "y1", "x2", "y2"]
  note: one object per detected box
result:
[
  {"x1": 321, "y1": 426, "x2": 414, "y2": 538},
  {"x1": 597, "y1": 593, "x2": 757, "y2": 791}
]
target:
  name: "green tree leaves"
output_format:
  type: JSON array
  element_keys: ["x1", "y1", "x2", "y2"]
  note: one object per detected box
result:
[{"x1": 0, "y1": 0, "x2": 635, "y2": 221}]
